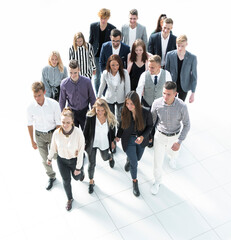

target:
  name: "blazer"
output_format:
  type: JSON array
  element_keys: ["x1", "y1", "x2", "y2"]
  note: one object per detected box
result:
[
  {"x1": 121, "y1": 23, "x2": 148, "y2": 48},
  {"x1": 148, "y1": 32, "x2": 177, "y2": 59},
  {"x1": 83, "y1": 115, "x2": 115, "y2": 153},
  {"x1": 99, "y1": 41, "x2": 130, "y2": 72},
  {"x1": 165, "y1": 50, "x2": 197, "y2": 92},
  {"x1": 89, "y1": 22, "x2": 116, "y2": 56},
  {"x1": 117, "y1": 107, "x2": 153, "y2": 152},
  {"x1": 98, "y1": 69, "x2": 131, "y2": 104}
]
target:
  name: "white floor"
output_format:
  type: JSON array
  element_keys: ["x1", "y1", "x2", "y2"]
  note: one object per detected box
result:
[
  {"x1": 1, "y1": 0, "x2": 231, "y2": 239},
  {"x1": 1, "y1": 95, "x2": 231, "y2": 240}
]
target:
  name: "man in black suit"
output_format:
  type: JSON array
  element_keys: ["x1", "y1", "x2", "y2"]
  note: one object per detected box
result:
[
  {"x1": 99, "y1": 29, "x2": 130, "y2": 72},
  {"x1": 148, "y1": 18, "x2": 176, "y2": 69},
  {"x1": 89, "y1": 8, "x2": 116, "y2": 94}
]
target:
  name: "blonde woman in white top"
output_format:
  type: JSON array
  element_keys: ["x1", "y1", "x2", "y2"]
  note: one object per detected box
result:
[
  {"x1": 98, "y1": 54, "x2": 130, "y2": 122},
  {"x1": 47, "y1": 108, "x2": 85, "y2": 211}
]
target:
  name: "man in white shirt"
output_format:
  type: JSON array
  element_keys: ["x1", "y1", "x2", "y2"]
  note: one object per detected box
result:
[
  {"x1": 27, "y1": 82, "x2": 61, "y2": 190},
  {"x1": 136, "y1": 55, "x2": 172, "y2": 147},
  {"x1": 148, "y1": 18, "x2": 177, "y2": 68},
  {"x1": 121, "y1": 9, "x2": 148, "y2": 48}
]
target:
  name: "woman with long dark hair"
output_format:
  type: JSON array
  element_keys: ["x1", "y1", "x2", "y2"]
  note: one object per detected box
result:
[
  {"x1": 127, "y1": 39, "x2": 152, "y2": 90},
  {"x1": 98, "y1": 54, "x2": 130, "y2": 122},
  {"x1": 115, "y1": 91, "x2": 153, "y2": 196}
]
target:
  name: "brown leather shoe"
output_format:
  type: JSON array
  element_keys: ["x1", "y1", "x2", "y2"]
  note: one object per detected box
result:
[{"x1": 66, "y1": 199, "x2": 73, "y2": 211}]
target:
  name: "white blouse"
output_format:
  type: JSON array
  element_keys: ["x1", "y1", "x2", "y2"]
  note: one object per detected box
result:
[{"x1": 93, "y1": 117, "x2": 109, "y2": 150}]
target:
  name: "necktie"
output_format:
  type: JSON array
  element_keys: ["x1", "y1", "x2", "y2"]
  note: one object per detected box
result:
[{"x1": 154, "y1": 76, "x2": 158, "y2": 85}]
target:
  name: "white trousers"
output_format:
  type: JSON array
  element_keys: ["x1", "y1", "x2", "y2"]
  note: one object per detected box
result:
[{"x1": 153, "y1": 131, "x2": 180, "y2": 183}]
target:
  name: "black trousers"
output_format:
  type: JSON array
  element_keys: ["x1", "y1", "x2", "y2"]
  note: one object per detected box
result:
[
  {"x1": 87, "y1": 148, "x2": 111, "y2": 180},
  {"x1": 141, "y1": 97, "x2": 157, "y2": 141},
  {"x1": 177, "y1": 91, "x2": 188, "y2": 102},
  {"x1": 57, "y1": 155, "x2": 84, "y2": 200},
  {"x1": 72, "y1": 107, "x2": 88, "y2": 130}
]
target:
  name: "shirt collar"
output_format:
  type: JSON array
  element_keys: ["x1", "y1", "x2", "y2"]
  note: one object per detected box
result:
[
  {"x1": 162, "y1": 97, "x2": 176, "y2": 106},
  {"x1": 161, "y1": 33, "x2": 170, "y2": 41},
  {"x1": 34, "y1": 97, "x2": 48, "y2": 107}
]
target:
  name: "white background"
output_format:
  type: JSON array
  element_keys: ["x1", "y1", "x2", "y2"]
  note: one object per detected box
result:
[{"x1": 0, "y1": 0, "x2": 229, "y2": 185}]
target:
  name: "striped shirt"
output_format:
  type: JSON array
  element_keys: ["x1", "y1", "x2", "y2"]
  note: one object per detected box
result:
[
  {"x1": 69, "y1": 42, "x2": 96, "y2": 79},
  {"x1": 151, "y1": 97, "x2": 190, "y2": 144}
]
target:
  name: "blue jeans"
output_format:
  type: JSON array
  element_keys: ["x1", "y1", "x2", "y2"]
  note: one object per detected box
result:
[
  {"x1": 93, "y1": 57, "x2": 101, "y2": 94},
  {"x1": 125, "y1": 136, "x2": 145, "y2": 180}
]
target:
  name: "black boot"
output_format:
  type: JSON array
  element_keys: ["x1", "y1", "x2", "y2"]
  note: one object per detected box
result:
[
  {"x1": 124, "y1": 157, "x2": 130, "y2": 172},
  {"x1": 133, "y1": 180, "x2": 140, "y2": 197}
]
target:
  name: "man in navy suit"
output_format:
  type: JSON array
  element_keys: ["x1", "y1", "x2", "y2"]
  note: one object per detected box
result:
[
  {"x1": 148, "y1": 18, "x2": 177, "y2": 68},
  {"x1": 165, "y1": 35, "x2": 197, "y2": 102},
  {"x1": 99, "y1": 29, "x2": 130, "y2": 72},
  {"x1": 89, "y1": 8, "x2": 116, "y2": 94}
]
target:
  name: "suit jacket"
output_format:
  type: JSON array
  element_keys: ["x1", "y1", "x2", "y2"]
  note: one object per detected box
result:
[
  {"x1": 148, "y1": 32, "x2": 177, "y2": 60},
  {"x1": 99, "y1": 41, "x2": 130, "y2": 72},
  {"x1": 117, "y1": 107, "x2": 153, "y2": 152},
  {"x1": 89, "y1": 22, "x2": 116, "y2": 56},
  {"x1": 121, "y1": 23, "x2": 148, "y2": 48},
  {"x1": 83, "y1": 115, "x2": 115, "y2": 153},
  {"x1": 165, "y1": 50, "x2": 197, "y2": 92}
]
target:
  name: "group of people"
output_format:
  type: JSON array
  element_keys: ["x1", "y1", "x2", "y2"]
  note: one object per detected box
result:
[{"x1": 28, "y1": 8, "x2": 196, "y2": 211}]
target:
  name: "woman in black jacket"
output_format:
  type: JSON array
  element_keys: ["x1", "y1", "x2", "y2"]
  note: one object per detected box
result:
[
  {"x1": 116, "y1": 91, "x2": 153, "y2": 196},
  {"x1": 83, "y1": 98, "x2": 117, "y2": 194}
]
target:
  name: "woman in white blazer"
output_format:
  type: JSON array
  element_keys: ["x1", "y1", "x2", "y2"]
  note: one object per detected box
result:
[{"x1": 98, "y1": 54, "x2": 131, "y2": 122}]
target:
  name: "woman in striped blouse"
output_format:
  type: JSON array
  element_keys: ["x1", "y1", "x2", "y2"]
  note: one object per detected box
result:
[{"x1": 69, "y1": 32, "x2": 96, "y2": 79}]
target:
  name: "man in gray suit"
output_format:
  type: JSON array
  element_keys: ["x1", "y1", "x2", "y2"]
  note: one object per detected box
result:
[
  {"x1": 121, "y1": 9, "x2": 147, "y2": 49},
  {"x1": 165, "y1": 35, "x2": 197, "y2": 102}
]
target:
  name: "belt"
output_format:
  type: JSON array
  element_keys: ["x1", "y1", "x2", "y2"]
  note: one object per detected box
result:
[
  {"x1": 36, "y1": 128, "x2": 56, "y2": 134},
  {"x1": 158, "y1": 130, "x2": 179, "y2": 137}
]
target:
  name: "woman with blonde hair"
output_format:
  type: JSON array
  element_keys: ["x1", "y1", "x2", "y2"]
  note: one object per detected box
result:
[
  {"x1": 116, "y1": 91, "x2": 153, "y2": 197},
  {"x1": 47, "y1": 107, "x2": 85, "y2": 211},
  {"x1": 41, "y1": 51, "x2": 67, "y2": 101},
  {"x1": 127, "y1": 39, "x2": 152, "y2": 90},
  {"x1": 83, "y1": 98, "x2": 117, "y2": 194},
  {"x1": 69, "y1": 32, "x2": 96, "y2": 79}
]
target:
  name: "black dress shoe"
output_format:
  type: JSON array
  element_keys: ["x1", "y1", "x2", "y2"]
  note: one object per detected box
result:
[
  {"x1": 88, "y1": 182, "x2": 95, "y2": 194},
  {"x1": 133, "y1": 180, "x2": 140, "y2": 197},
  {"x1": 66, "y1": 199, "x2": 73, "y2": 211},
  {"x1": 148, "y1": 141, "x2": 153, "y2": 148},
  {"x1": 124, "y1": 158, "x2": 130, "y2": 172},
  {"x1": 109, "y1": 158, "x2": 115, "y2": 168},
  {"x1": 80, "y1": 172, "x2": 85, "y2": 181},
  {"x1": 46, "y1": 178, "x2": 56, "y2": 190}
]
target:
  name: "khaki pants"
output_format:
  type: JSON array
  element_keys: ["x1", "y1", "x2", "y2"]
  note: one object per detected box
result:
[{"x1": 35, "y1": 130, "x2": 56, "y2": 179}]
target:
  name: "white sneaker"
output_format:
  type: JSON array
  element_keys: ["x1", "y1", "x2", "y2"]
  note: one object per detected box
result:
[
  {"x1": 169, "y1": 159, "x2": 177, "y2": 169},
  {"x1": 151, "y1": 183, "x2": 160, "y2": 195}
]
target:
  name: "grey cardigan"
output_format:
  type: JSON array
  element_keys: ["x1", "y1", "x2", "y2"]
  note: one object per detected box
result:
[{"x1": 98, "y1": 69, "x2": 131, "y2": 104}]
